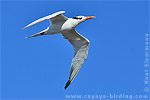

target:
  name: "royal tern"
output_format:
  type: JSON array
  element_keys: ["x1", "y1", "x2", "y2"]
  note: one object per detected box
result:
[{"x1": 22, "y1": 11, "x2": 95, "y2": 89}]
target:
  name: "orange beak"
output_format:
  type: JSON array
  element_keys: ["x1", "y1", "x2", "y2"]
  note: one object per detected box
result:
[{"x1": 84, "y1": 16, "x2": 96, "y2": 21}]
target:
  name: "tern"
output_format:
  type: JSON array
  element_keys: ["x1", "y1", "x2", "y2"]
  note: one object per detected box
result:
[{"x1": 22, "y1": 11, "x2": 95, "y2": 89}]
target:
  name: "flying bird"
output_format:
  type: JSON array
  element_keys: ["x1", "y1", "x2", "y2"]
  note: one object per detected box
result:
[{"x1": 22, "y1": 11, "x2": 95, "y2": 89}]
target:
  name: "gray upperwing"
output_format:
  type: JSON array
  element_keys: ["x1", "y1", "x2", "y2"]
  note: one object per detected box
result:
[
  {"x1": 49, "y1": 12, "x2": 68, "y2": 24},
  {"x1": 22, "y1": 11, "x2": 67, "y2": 29},
  {"x1": 61, "y1": 29, "x2": 90, "y2": 89}
]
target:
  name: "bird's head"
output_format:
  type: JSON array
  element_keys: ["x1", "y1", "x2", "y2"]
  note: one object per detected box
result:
[{"x1": 71, "y1": 16, "x2": 96, "y2": 28}]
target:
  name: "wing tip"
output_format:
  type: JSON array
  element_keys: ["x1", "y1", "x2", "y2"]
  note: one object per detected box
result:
[
  {"x1": 20, "y1": 27, "x2": 25, "y2": 30},
  {"x1": 21, "y1": 26, "x2": 28, "y2": 30},
  {"x1": 64, "y1": 80, "x2": 71, "y2": 89}
]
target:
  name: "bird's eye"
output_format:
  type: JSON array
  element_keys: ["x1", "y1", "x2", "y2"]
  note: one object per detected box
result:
[{"x1": 73, "y1": 17, "x2": 82, "y2": 19}]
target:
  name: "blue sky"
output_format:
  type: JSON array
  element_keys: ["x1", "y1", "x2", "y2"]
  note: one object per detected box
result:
[{"x1": 1, "y1": 0, "x2": 149, "y2": 99}]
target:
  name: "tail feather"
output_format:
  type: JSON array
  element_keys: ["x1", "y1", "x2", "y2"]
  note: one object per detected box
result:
[{"x1": 26, "y1": 32, "x2": 45, "y2": 38}]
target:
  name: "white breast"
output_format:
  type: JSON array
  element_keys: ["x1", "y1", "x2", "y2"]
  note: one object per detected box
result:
[{"x1": 47, "y1": 18, "x2": 79, "y2": 35}]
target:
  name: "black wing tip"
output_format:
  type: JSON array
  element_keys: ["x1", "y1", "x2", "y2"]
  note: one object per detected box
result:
[{"x1": 64, "y1": 80, "x2": 71, "y2": 89}]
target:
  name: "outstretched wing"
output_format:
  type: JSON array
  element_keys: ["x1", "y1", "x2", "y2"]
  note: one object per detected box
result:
[
  {"x1": 22, "y1": 11, "x2": 67, "y2": 29},
  {"x1": 61, "y1": 29, "x2": 90, "y2": 89}
]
